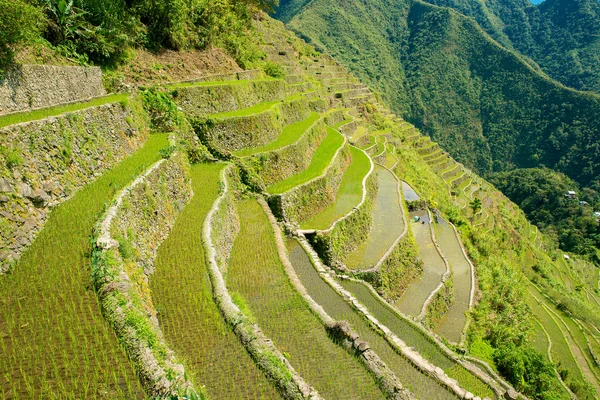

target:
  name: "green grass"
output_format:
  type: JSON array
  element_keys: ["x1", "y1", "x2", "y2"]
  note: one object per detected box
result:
[
  {"x1": 0, "y1": 134, "x2": 168, "y2": 399},
  {"x1": 0, "y1": 93, "x2": 129, "y2": 129},
  {"x1": 351, "y1": 125, "x2": 368, "y2": 141},
  {"x1": 332, "y1": 117, "x2": 353, "y2": 130},
  {"x1": 385, "y1": 146, "x2": 398, "y2": 169},
  {"x1": 148, "y1": 164, "x2": 279, "y2": 399},
  {"x1": 226, "y1": 199, "x2": 384, "y2": 399},
  {"x1": 301, "y1": 146, "x2": 370, "y2": 230},
  {"x1": 361, "y1": 135, "x2": 376, "y2": 150},
  {"x1": 209, "y1": 100, "x2": 280, "y2": 119},
  {"x1": 286, "y1": 239, "x2": 458, "y2": 400},
  {"x1": 340, "y1": 279, "x2": 496, "y2": 398},
  {"x1": 267, "y1": 126, "x2": 344, "y2": 194},
  {"x1": 234, "y1": 112, "x2": 320, "y2": 157}
]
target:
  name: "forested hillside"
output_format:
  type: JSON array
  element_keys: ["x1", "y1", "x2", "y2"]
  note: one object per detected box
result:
[
  {"x1": 422, "y1": 0, "x2": 600, "y2": 93},
  {"x1": 277, "y1": 0, "x2": 600, "y2": 188}
]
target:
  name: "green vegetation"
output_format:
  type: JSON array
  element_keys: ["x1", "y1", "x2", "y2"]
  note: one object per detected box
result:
[
  {"x1": 234, "y1": 111, "x2": 320, "y2": 156},
  {"x1": 286, "y1": 239, "x2": 458, "y2": 399},
  {"x1": 0, "y1": 93, "x2": 128, "y2": 128},
  {"x1": 0, "y1": 134, "x2": 167, "y2": 399},
  {"x1": 489, "y1": 168, "x2": 600, "y2": 259},
  {"x1": 341, "y1": 279, "x2": 495, "y2": 398},
  {"x1": 344, "y1": 166, "x2": 404, "y2": 269},
  {"x1": 301, "y1": 145, "x2": 370, "y2": 229},
  {"x1": 149, "y1": 164, "x2": 279, "y2": 399},
  {"x1": 227, "y1": 199, "x2": 384, "y2": 399},
  {"x1": 0, "y1": 0, "x2": 43, "y2": 71},
  {"x1": 279, "y1": 0, "x2": 600, "y2": 189},
  {"x1": 267, "y1": 126, "x2": 344, "y2": 194},
  {"x1": 209, "y1": 99, "x2": 279, "y2": 119}
]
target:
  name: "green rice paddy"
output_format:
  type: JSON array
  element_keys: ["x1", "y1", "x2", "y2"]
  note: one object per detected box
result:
[
  {"x1": 344, "y1": 166, "x2": 404, "y2": 270},
  {"x1": 300, "y1": 146, "x2": 371, "y2": 230},
  {"x1": 227, "y1": 200, "x2": 384, "y2": 399},
  {"x1": 396, "y1": 212, "x2": 447, "y2": 316},
  {"x1": 149, "y1": 164, "x2": 279, "y2": 399},
  {"x1": 286, "y1": 239, "x2": 459, "y2": 400},
  {"x1": 0, "y1": 93, "x2": 129, "y2": 129},
  {"x1": 0, "y1": 134, "x2": 168, "y2": 399},
  {"x1": 267, "y1": 126, "x2": 345, "y2": 195},
  {"x1": 234, "y1": 112, "x2": 320, "y2": 157}
]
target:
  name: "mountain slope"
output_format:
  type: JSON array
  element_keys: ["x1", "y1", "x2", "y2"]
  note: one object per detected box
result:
[{"x1": 277, "y1": 0, "x2": 600, "y2": 187}]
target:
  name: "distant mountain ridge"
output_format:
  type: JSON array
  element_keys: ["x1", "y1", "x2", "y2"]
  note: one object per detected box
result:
[{"x1": 276, "y1": 0, "x2": 600, "y2": 190}]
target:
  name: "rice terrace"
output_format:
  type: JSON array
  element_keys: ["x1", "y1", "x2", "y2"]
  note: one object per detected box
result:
[{"x1": 1, "y1": 0, "x2": 600, "y2": 399}]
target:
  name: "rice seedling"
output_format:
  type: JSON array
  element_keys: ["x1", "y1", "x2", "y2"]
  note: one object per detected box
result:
[
  {"x1": 396, "y1": 211, "x2": 447, "y2": 316},
  {"x1": 433, "y1": 217, "x2": 473, "y2": 343},
  {"x1": 301, "y1": 146, "x2": 371, "y2": 230},
  {"x1": 267, "y1": 127, "x2": 345, "y2": 195},
  {"x1": 340, "y1": 280, "x2": 495, "y2": 398},
  {"x1": 286, "y1": 239, "x2": 459, "y2": 399},
  {"x1": 344, "y1": 166, "x2": 404, "y2": 270},
  {"x1": 149, "y1": 163, "x2": 279, "y2": 399},
  {"x1": 0, "y1": 134, "x2": 167, "y2": 399},
  {"x1": 227, "y1": 199, "x2": 385, "y2": 399},
  {"x1": 234, "y1": 112, "x2": 320, "y2": 157},
  {"x1": 0, "y1": 93, "x2": 129, "y2": 128}
]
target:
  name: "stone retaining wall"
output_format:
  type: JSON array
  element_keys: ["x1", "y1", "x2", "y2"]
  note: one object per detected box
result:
[
  {"x1": 203, "y1": 165, "x2": 320, "y2": 400},
  {"x1": 175, "y1": 79, "x2": 287, "y2": 117},
  {"x1": 273, "y1": 141, "x2": 351, "y2": 225},
  {"x1": 246, "y1": 118, "x2": 327, "y2": 185},
  {"x1": 194, "y1": 96, "x2": 311, "y2": 153},
  {"x1": 0, "y1": 65, "x2": 105, "y2": 115},
  {"x1": 0, "y1": 99, "x2": 149, "y2": 273},
  {"x1": 93, "y1": 154, "x2": 195, "y2": 398}
]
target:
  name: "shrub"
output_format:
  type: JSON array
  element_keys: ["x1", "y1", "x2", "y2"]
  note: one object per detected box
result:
[
  {"x1": 0, "y1": 0, "x2": 43, "y2": 73},
  {"x1": 263, "y1": 62, "x2": 284, "y2": 78},
  {"x1": 140, "y1": 88, "x2": 180, "y2": 132}
]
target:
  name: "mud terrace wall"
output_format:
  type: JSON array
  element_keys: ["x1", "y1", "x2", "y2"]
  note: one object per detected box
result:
[
  {"x1": 93, "y1": 154, "x2": 194, "y2": 398},
  {"x1": 193, "y1": 96, "x2": 311, "y2": 153},
  {"x1": 0, "y1": 100, "x2": 149, "y2": 273},
  {"x1": 246, "y1": 118, "x2": 326, "y2": 185},
  {"x1": 176, "y1": 79, "x2": 287, "y2": 117},
  {"x1": 273, "y1": 142, "x2": 351, "y2": 225},
  {"x1": 310, "y1": 170, "x2": 377, "y2": 267},
  {"x1": 204, "y1": 166, "x2": 320, "y2": 400},
  {"x1": 0, "y1": 65, "x2": 105, "y2": 114}
]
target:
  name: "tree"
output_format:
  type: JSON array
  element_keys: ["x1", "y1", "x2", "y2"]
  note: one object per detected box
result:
[{"x1": 470, "y1": 198, "x2": 482, "y2": 215}]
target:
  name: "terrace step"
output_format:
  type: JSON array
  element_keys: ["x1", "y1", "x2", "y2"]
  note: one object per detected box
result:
[
  {"x1": 301, "y1": 145, "x2": 372, "y2": 231},
  {"x1": 0, "y1": 135, "x2": 169, "y2": 399},
  {"x1": 344, "y1": 165, "x2": 405, "y2": 270}
]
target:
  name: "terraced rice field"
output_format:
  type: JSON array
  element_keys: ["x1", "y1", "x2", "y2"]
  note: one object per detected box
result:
[
  {"x1": 402, "y1": 181, "x2": 421, "y2": 203},
  {"x1": 227, "y1": 200, "x2": 384, "y2": 399},
  {"x1": 340, "y1": 280, "x2": 496, "y2": 399},
  {"x1": 168, "y1": 77, "x2": 276, "y2": 89},
  {"x1": 384, "y1": 145, "x2": 398, "y2": 169},
  {"x1": 149, "y1": 164, "x2": 278, "y2": 399},
  {"x1": 0, "y1": 134, "x2": 169, "y2": 399},
  {"x1": 344, "y1": 166, "x2": 405, "y2": 270},
  {"x1": 286, "y1": 240, "x2": 459, "y2": 399},
  {"x1": 0, "y1": 93, "x2": 129, "y2": 128},
  {"x1": 301, "y1": 146, "x2": 371, "y2": 230},
  {"x1": 351, "y1": 125, "x2": 368, "y2": 142},
  {"x1": 209, "y1": 99, "x2": 280, "y2": 119},
  {"x1": 531, "y1": 318, "x2": 551, "y2": 360},
  {"x1": 234, "y1": 112, "x2": 321, "y2": 157},
  {"x1": 433, "y1": 217, "x2": 472, "y2": 343},
  {"x1": 525, "y1": 287, "x2": 585, "y2": 397},
  {"x1": 268, "y1": 126, "x2": 345, "y2": 194},
  {"x1": 396, "y1": 212, "x2": 447, "y2": 316}
]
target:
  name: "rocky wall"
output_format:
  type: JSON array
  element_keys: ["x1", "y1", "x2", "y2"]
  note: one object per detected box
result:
[
  {"x1": 274, "y1": 142, "x2": 351, "y2": 225},
  {"x1": 193, "y1": 96, "x2": 310, "y2": 153},
  {"x1": 246, "y1": 118, "x2": 326, "y2": 185},
  {"x1": 93, "y1": 153, "x2": 195, "y2": 398},
  {"x1": 175, "y1": 79, "x2": 287, "y2": 117},
  {"x1": 0, "y1": 65, "x2": 105, "y2": 115},
  {"x1": 0, "y1": 99, "x2": 149, "y2": 273}
]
